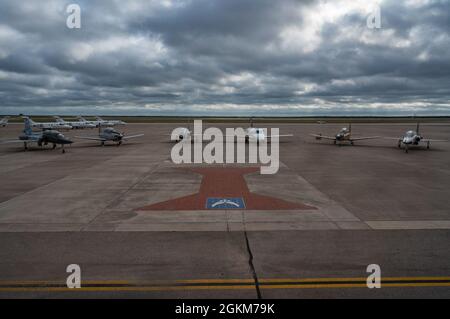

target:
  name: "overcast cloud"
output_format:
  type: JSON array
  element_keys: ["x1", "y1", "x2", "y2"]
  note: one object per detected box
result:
[{"x1": 0, "y1": 0, "x2": 449, "y2": 115}]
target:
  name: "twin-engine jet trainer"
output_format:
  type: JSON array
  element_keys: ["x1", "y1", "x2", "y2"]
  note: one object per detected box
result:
[
  {"x1": 23, "y1": 116, "x2": 72, "y2": 131},
  {"x1": 54, "y1": 116, "x2": 96, "y2": 129},
  {"x1": 75, "y1": 127, "x2": 144, "y2": 146},
  {"x1": 385, "y1": 123, "x2": 447, "y2": 153},
  {"x1": 0, "y1": 116, "x2": 9, "y2": 127},
  {"x1": 1, "y1": 118, "x2": 73, "y2": 153},
  {"x1": 310, "y1": 124, "x2": 380, "y2": 145}
]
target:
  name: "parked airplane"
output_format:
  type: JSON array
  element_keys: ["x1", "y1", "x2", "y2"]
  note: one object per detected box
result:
[
  {"x1": 23, "y1": 116, "x2": 72, "y2": 130},
  {"x1": 174, "y1": 127, "x2": 192, "y2": 142},
  {"x1": 385, "y1": 123, "x2": 447, "y2": 153},
  {"x1": 95, "y1": 116, "x2": 126, "y2": 126},
  {"x1": 244, "y1": 118, "x2": 293, "y2": 142},
  {"x1": 310, "y1": 124, "x2": 379, "y2": 145},
  {"x1": 0, "y1": 116, "x2": 9, "y2": 127},
  {"x1": 54, "y1": 116, "x2": 96, "y2": 129},
  {"x1": 0, "y1": 118, "x2": 73, "y2": 153},
  {"x1": 76, "y1": 116, "x2": 126, "y2": 127},
  {"x1": 172, "y1": 119, "x2": 293, "y2": 143},
  {"x1": 76, "y1": 116, "x2": 100, "y2": 128},
  {"x1": 75, "y1": 127, "x2": 144, "y2": 146}
]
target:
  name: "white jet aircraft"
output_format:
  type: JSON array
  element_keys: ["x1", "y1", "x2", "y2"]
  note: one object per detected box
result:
[
  {"x1": 23, "y1": 116, "x2": 72, "y2": 130},
  {"x1": 384, "y1": 123, "x2": 447, "y2": 153},
  {"x1": 244, "y1": 118, "x2": 293, "y2": 142},
  {"x1": 0, "y1": 116, "x2": 9, "y2": 127},
  {"x1": 54, "y1": 116, "x2": 96, "y2": 129},
  {"x1": 95, "y1": 116, "x2": 126, "y2": 126}
]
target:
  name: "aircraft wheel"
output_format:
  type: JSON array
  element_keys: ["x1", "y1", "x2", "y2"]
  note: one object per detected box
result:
[
  {"x1": 333, "y1": 140, "x2": 336, "y2": 145},
  {"x1": 427, "y1": 142, "x2": 430, "y2": 149}
]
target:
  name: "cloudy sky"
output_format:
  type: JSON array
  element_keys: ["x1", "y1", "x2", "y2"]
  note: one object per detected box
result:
[{"x1": 0, "y1": 0, "x2": 449, "y2": 116}]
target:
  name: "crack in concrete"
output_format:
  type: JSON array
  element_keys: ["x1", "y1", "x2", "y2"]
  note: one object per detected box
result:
[{"x1": 242, "y1": 211, "x2": 261, "y2": 299}]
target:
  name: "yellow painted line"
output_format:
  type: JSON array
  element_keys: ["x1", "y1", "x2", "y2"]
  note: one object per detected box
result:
[
  {"x1": 2, "y1": 277, "x2": 449, "y2": 285},
  {"x1": 0, "y1": 285, "x2": 256, "y2": 292},
  {"x1": 259, "y1": 277, "x2": 367, "y2": 283},
  {"x1": 0, "y1": 280, "x2": 130, "y2": 285},
  {"x1": 260, "y1": 283, "x2": 450, "y2": 289},
  {"x1": 1, "y1": 282, "x2": 450, "y2": 292},
  {"x1": 259, "y1": 276, "x2": 450, "y2": 283},
  {"x1": 175, "y1": 278, "x2": 255, "y2": 284},
  {"x1": 0, "y1": 277, "x2": 449, "y2": 292}
]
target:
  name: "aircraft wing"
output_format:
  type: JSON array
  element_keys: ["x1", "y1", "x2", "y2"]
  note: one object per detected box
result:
[
  {"x1": 0, "y1": 139, "x2": 38, "y2": 144},
  {"x1": 74, "y1": 136, "x2": 107, "y2": 142},
  {"x1": 266, "y1": 134, "x2": 294, "y2": 139},
  {"x1": 309, "y1": 133, "x2": 336, "y2": 140},
  {"x1": 349, "y1": 136, "x2": 380, "y2": 141},
  {"x1": 383, "y1": 137, "x2": 402, "y2": 140},
  {"x1": 421, "y1": 139, "x2": 448, "y2": 142},
  {"x1": 123, "y1": 134, "x2": 144, "y2": 140}
]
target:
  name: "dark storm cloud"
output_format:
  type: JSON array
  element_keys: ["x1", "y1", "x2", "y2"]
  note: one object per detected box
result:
[{"x1": 0, "y1": 0, "x2": 449, "y2": 115}]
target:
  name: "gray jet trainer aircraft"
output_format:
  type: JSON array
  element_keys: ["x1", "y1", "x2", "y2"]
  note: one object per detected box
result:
[
  {"x1": 0, "y1": 116, "x2": 9, "y2": 127},
  {"x1": 75, "y1": 127, "x2": 144, "y2": 146},
  {"x1": 310, "y1": 124, "x2": 380, "y2": 145},
  {"x1": 385, "y1": 123, "x2": 447, "y2": 153},
  {"x1": 1, "y1": 118, "x2": 73, "y2": 153}
]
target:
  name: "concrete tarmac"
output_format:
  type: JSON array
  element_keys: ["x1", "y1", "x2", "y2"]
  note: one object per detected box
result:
[{"x1": 0, "y1": 122, "x2": 449, "y2": 298}]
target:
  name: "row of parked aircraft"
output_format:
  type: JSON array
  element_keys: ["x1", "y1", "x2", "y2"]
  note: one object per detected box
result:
[
  {"x1": 25, "y1": 116, "x2": 126, "y2": 130},
  {"x1": 0, "y1": 116, "x2": 126, "y2": 130},
  {"x1": 0, "y1": 117, "x2": 142, "y2": 153},
  {"x1": 172, "y1": 119, "x2": 448, "y2": 153},
  {"x1": 309, "y1": 123, "x2": 447, "y2": 152},
  {"x1": 0, "y1": 117, "x2": 447, "y2": 154}
]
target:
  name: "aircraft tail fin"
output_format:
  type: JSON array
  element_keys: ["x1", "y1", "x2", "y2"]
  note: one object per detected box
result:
[
  {"x1": 349, "y1": 123, "x2": 352, "y2": 133},
  {"x1": 23, "y1": 117, "x2": 33, "y2": 135},
  {"x1": 77, "y1": 116, "x2": 86, "y2": 122},
  {"x1": 54, "y1": 116, "x2": 65, "y2": 123},
  {"x1": 95, "y1": 116, "x2": 103, "y2": 121},
  {"x1": 22, "y1": 116, "x2": 35, "y2": 125}
]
